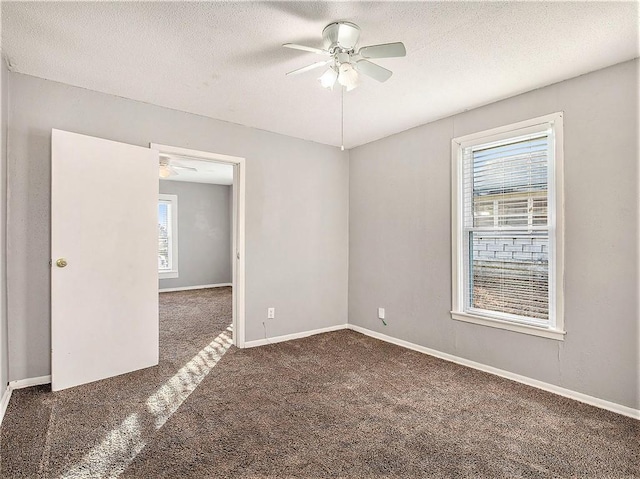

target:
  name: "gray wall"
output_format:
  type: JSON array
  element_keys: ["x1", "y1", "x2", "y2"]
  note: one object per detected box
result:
[
  {"x1": 158, "y1": 181, "x2": 231, "y2": 290},
  {"x1": 7, "y1": 73, "x2": 349, "y2": 381},
  {"x1": 0, "y1": 59, "x2": 8, "y2": 401},
  {"x1": 349, "y1": 59, "x2": 639, "y2": 409}
]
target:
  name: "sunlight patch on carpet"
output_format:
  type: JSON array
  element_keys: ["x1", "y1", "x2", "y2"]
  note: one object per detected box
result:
[
  {"x1": 60, "y1": 413, "x2": 144, "y2": 479},
  {"x1": 60, "y1": 326, "x2": 233, "y2": 479},
  {"x1": 146, "y1": 326, "x2": 233, "y2": 429}
]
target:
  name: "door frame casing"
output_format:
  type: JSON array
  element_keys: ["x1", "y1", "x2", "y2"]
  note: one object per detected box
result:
[{"x1": 150, "y1": 143, "x2": 246, "y2": 348}]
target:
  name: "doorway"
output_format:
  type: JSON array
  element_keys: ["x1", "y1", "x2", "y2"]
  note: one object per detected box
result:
[
  {"x1": 50, "y1": 131, "x2": 246, "y2": 392},
  {"x1": 150, "y1": 143, "x2": 245, "y2": 348}
]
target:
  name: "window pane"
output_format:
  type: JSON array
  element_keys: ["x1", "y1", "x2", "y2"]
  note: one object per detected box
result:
[
  {"x1": 473, "y1": 197, "x2": 495, "y2": 227},
  {"x1": 472, "y1": 136, "x2": 548, "y2": 195},
  {"x1": 497, "y1": 198, "x2": 530, "y2": 227},
  {"x1": 473, "y1": 192, "x2": 548, "y2": 228},
  {"x1": 470, "y1": 134, "x2": 549, "y2": 229},
  {"x1": 158, "y1": 202, "x2": 171, "y2": 271},
  {"x1": 469, "y1": 232, "x2": 549, "y2": 321},
  {"x1": 532, "y1": 198, "x2": 548, "y2": 226}
]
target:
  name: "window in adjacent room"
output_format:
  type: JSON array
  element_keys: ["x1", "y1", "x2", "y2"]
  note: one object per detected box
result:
[
  {"x1": 158, "y1": 194, "x2": 178, "y2": 279},
  {"x1": 451, "y1": 113, "x2": 565, "y2": 340}
]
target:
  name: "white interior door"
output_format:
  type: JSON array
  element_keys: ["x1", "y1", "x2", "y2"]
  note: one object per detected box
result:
[{"x1": 51, "y1": 129, "x2": 159, "y2": 391}]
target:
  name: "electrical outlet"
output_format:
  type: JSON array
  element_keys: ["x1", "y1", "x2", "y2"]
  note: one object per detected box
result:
[
  {"x1": 378, "y1": 308, "x2": 385, "y2": 319},
  {"x1": 267, "y1": 307, "x2": 275, "y2": 319}
]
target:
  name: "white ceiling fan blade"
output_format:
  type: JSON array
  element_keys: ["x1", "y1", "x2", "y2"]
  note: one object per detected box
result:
[
  {"x1": 283, "y1": 43, "x2": 329, "y2": 55},
  {"x1": 286, "y1": 60, "x2": 331, "y2": 76},
  {"x1": 355, "y1": 60, "x2": 393, "y2": 82},
  {"x1": 169, "y1": 166, "x2": 179, "y2": 176},
  {"x1": 160, "y1": 155, "x2": 195, "y2": 172},
  {"x1": 173, "y1": 164, "x2": 198, "y2": 171},
  {"x1": 358, "y1": 42, "x2": 406, "y2": 59}
]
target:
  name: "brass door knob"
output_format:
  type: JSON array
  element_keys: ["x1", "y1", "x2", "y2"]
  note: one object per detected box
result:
[{"x1": 56, "y1": 258, "x2": 68, "y2": 268}]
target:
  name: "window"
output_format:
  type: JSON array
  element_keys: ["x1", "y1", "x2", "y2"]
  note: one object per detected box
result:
[
  {"x1": 158, "y1": 194, "x2": 178, "y2": 279},
  {"x1": 451, "y1": 113, "x2": 564, "y2": 340}
]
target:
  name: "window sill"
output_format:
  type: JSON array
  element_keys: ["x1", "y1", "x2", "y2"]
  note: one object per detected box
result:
[
  {"x1": 451, "y1": 311, "x2": 566, "y2": 341},
  {"x1": 159, "y1": 271, "x2": 179, "y2": 280}
]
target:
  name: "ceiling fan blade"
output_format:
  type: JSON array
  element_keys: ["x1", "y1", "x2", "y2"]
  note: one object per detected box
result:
[
  {"x1": 169, "y1": 166, "x2": 179, "y2": 176},
  {"x1": 283, "y1": 43, "x2": 329, "y2": 55},
  {"x1": 355, "y1": 60, "x2": 393, "y2": 82},
  {"x1": 173, "y1": 164, "x2": 198, "y2": 172},
  {"x1": 286, "y1": 60, "x2": 331, "y2": 76},
  {"x1": 358, "y1": 42, "x2": 406, "y2": 59}
]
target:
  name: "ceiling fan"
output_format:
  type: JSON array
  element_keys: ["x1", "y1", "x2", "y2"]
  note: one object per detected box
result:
[
  {"x1": 159, "y1": 156, "x2": 198, "y2": 178},
  {"x1": 283, "y1": 21, "x2": 406, "y2": 91}
]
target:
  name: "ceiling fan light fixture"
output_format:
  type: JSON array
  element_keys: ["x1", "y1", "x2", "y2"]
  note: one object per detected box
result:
[
  {"x1": 159, "y1": 165, "x2": 172, "y2": 178},
  {"x1": 318, "y1": 67, "x2": 338, "y2": 90},
  {"x1": 337, "y1": 62, "x2": 358, "y2": 91},
  {"x1": 159, "y1": 158, "x2": 174, "y2": 178}
]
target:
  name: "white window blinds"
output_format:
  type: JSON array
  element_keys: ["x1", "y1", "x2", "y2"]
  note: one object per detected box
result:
[{"x1": 462, "y1": 131, "x2": 551, "y2": 323}]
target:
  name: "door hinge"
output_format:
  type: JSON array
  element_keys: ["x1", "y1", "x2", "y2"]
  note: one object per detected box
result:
[
  {"x1": 236, "y1": 251, "x2": 240, "y2": 260},
  {"x1": 49, "y1": 259, "x2": 52, "y2": 267}
]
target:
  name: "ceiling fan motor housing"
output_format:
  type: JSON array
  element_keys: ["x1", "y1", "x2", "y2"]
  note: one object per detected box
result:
[{"x1": 322, "y1": 21, "x2": 361, "y2": 52}]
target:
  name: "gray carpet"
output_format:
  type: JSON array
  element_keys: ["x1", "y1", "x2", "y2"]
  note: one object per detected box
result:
[{"x1": 1, "y1": 287, "x2": 638, "y2": 478}]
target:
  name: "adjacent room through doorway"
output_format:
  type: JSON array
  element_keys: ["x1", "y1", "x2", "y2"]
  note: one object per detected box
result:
[{"x1": 157, "y1": 155, "x2": 236, "y2": 356}]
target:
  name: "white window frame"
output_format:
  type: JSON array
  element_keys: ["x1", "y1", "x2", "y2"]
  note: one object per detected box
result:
[
  {"x1": 158, "y1": 193, "x2": 179, "y2": 279},
  {"x1": 451, "y1": 112, "x2": 565, "y2": 340}
]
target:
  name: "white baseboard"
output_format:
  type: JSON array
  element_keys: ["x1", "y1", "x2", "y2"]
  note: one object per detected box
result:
[
  {"x1": 159, "y1": 283, "x2": 232, "y2": 293},
  {"x1": 2, "y1": 329, "x2": 634, "y2": 427},
  {"x1": 0, "y1": 385, "x2": 12, "y2": 427},
  {"x1": 244, "y1": 324, "x2": 348, "y2": 348},
  {"x1": 9, "y1": 375, "x2": 52, "y2": 390},
  {"x1": 1, "y1": 375, "x2": 52, "y2": 428},
  {"x1": 347, "y1": 324, "x2": 640, "y2": 420}
]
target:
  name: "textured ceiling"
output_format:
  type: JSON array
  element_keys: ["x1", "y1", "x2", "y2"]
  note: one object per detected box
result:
[{"x1": 2, "y1": 1, "x2": 638, "y2": 148}]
